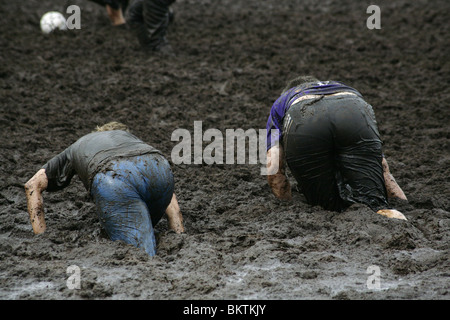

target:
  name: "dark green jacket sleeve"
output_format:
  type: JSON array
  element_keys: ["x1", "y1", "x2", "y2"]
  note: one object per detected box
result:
[{"x1": 42, "y1": 147, "x2": 75, "y2": 192}]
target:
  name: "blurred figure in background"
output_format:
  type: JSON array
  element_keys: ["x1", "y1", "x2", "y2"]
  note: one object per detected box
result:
[
  {"x1": 89, "y1": 0, "x2": 175, "y2": 53},
  {"x1": 89, "y1": 0, "x2": 128, "y2": 25}
]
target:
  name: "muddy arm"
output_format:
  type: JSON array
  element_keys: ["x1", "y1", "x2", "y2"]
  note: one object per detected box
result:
[
  {"x1": 382, "y1": 157, "x2": 407, "y2": 200},
  {"x1": 267, "y1": 146, "x2": 292, "y2": 201},
  {"x1": 24, "y1": 169, "x2": 49, "y2": 234},
  {"x1": 165, "y1": 193, "x2": 185, "y2": 233}
]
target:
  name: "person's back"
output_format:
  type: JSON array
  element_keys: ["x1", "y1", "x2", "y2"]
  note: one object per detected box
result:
[
  {"x1": 43, "y1": 130, "x2": 161, "y2": 192},
  {"x1": 266, "y1": 79, "x2": 363, "y2": 151}
]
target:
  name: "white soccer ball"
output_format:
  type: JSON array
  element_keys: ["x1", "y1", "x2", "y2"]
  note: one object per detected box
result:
[{"x1": 40, "y1": 11, "x2": 68, "y2": 34}]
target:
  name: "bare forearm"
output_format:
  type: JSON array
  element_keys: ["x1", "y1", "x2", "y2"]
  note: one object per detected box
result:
[
  {"x1": 267, "y1": 146, "x2": 292, "y2": 200},
  {"x1": 24, "y1": 169, "x2": 48, "y2": 234},
  {"x1": 268, "y1": 172, "x2": 292, "y2": 200},
  {"x1": 382, "y1": 158, "x2": 407, "y2": 200},
  {"x1": 165, "y1": 193, "x2": 184, "y2": 233},
  {"x1": 25, "y1": 187, "x2": 46, "y2": 234}
]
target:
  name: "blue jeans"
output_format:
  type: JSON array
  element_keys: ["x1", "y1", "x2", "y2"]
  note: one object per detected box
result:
[{"x1": 90, "y1": 154, "x2": 174, "y2": 256}]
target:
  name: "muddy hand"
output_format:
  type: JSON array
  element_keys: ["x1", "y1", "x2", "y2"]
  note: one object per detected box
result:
[{"x1": 376, "y1": 209, "x2": 407, "y2": 221}]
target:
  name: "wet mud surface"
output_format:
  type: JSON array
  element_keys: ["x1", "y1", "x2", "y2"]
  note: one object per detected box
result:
[{"x1": 0, "y1": 0, "x2": 449, "y2": 299}]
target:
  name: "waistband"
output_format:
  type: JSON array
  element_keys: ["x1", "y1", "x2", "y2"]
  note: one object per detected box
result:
[{"x1": 290, "y1": 91, "x2": 358, "y2": 106}]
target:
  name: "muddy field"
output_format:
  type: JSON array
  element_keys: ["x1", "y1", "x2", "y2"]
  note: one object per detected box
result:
[{"x1": 0, "y1": 0, "x2": 449, "y2": 302}]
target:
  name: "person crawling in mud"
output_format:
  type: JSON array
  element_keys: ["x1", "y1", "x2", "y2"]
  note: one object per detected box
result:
[
  {"x1": 24, "y1": 122, "x2": 184, "y2": 256},
  {"x1": 266, "y1": 76, "x2": 408, "y2": 220},
  {"x1": 88, "y1": 0, "x2": 176, "y2": 53}
]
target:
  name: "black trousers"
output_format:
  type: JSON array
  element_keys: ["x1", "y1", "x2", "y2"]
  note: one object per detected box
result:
[
  {"x1": 283, "y1": 94, "x2": 389, "y2": 212},
  {"x1": 127, "y1": 0, "x2": 175, "y2": 51}
]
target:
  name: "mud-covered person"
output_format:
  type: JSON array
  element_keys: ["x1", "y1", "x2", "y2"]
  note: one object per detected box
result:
[
  {"x1": 24, "y1": 122, "x2": 184, "y2": 256},
  {"x1": 266, "y1": 76, "x2": 408, "y2": 220},
  {"x1": 88, "y1": 0, "x2": 176, "y2": 54}
]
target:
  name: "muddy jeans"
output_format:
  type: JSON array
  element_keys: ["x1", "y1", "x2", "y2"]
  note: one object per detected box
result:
[
  {"x1": 90, "y1": 154, "x2": 174, "y2": 256},
  {"x1": 283, "y1": 94, "x2": 389, "y2": 212}
]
